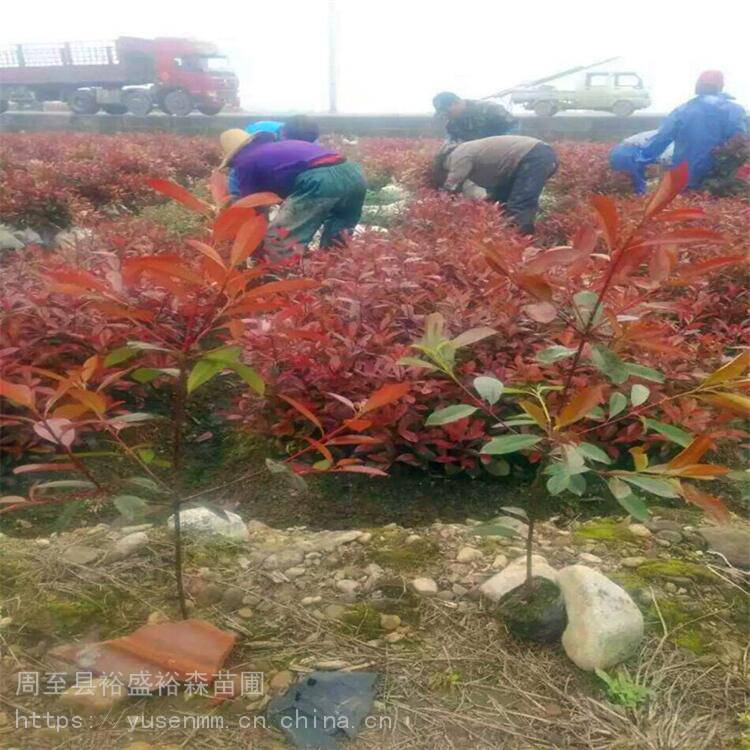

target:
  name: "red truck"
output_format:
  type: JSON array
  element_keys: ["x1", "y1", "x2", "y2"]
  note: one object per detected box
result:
[{"x1": 0, "y1": 37, "x2": 239, "y2": 116}]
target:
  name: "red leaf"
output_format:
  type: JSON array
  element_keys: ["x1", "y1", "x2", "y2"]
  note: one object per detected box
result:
[
  {"x1": 667, "y1": 435, "x2": 713, "y2": 469},
  {"x1": 46, "y1": 269, "x2": 107, "y2": 295},
  {"x1": 360, "y1": 383, "x2": 411, "y2": 414},
  {"x1": 674, "y1": 254, "x2": 746, "y2": 281},
  {"x1": 231, "y1": 192, "x2": 282, "y2": 210},
  {"x1": 147, "y1": 178, "x2": 213, "y2": 216},
  {"x1": 33, "y1": 418, "x2": 76, "y2": 448},
  {"x1": 641, "y1": 228, "x2": 724, "y2": 246},
  {"x1": 591, "y1": 195, "x2": 619, "y2": 249},
  {"x1": 213, "y1": 207, "x2": 257, "y2": 243},
  {"x1": 13, "y1": 463, "x2": 77, "y2": 474},
  {"x1": 335, "y1": 465, "x2": 388, "y2": 476},
  {"x1": 680, "y1": 482, "x2": 729, "y2": 522},
  {"x1": 208, "y1": 170, "x2": 229, "y2": 205},
  {"x1": 240, "y1": 278, "x2": 317, "y2": 300},
  {"x1": 555, "y1": 385, "x2": 604, "y2": 429},
  {"x1": 652, "y1": 208, "x2": 706, "y2": 223},
  {"x1": 344, "y1": 418, "x2": 373, "y2": 432},
  {"x1": 523, "y1": 302, "x2": 557, "y2": 323},
  {"x1": 230, "y1": 214, "x2": 269, "y2": 267},
  {"x1": 0, "y1": 378, "x2": 34, "y2": 408},
  {"x1": 122, "y1": 256, "x2": 204, "y2": 286},
  {"x1": 645, "y1": 163, "x2": 689, "y2": 218},
  {"x1": 186, "y1": 239, "x2": 226, "y2": 268},
  {"x1": 327, "y1": 435, "x2": 383, "y2": 445},
  {"x1": 279, "y1": 394, "x2": 323, "y2": 433},
  {"x1": 515, "y1": 273, "x2": 553, "y2": 302}
]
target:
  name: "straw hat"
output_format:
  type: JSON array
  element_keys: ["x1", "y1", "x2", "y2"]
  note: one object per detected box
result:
[{"x1": 219, "y1": 129, "x2": 255, "y2": 168}]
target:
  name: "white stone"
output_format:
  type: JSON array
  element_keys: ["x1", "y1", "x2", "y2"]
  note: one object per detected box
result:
[
  {"x1": 263, "y1": 549, "x2": 305, "y2": 570},
  {"x1": 628, "y1": 524, "x2": 652, "y2": 538},
  {"x1": 558, "y1": 565, "x2": 644, "y2": 672},
  {"x1": 167, "y1": 507, "x2": 249, "y2": 541},
  {"x1": 578, "y1": 552, "x2": 602, "y2": 564},
  {"x1": 456, "y1": 546, "x2": 483, "y2": 563},
  {"x1": 300, "y1": 596, "x2": 322, "y2": 606},
  {"x1": 336, "y1": 579, "x2": 360, "y2": 594},
  {"x1": 357, "y1": 532, "x2": 373, "y2": 544},
  {"x1": 284, "y1": 567, "x2": 306, "y2": 579},
  {"x1": 491, "y1": 554, "x2": 508, "y2": 570},
  {"x1": 621, "y1": 556, "x2": 647, "y2": 569},
  {"x1": 106, "y1": 531, "x2": 149, "y2": 562},
  {"x1": 411, "y1": 577, "x2": 438, "y2": 596},
  {"x1": 479, "y1": 555, "x2": 557, "y2": 602}
]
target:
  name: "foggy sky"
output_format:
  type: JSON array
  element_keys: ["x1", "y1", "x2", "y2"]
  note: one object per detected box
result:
[{"x1": 1, "y1": 0, "x2": 748, "y2": 115}]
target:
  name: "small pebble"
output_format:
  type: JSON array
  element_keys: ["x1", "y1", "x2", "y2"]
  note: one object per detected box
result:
[
  {"x1": 380, "y1": 614, "x2": 401, "y2": 631},
  {"x1": 237, "y1": 607, "x2": 254, "y2": 619}
]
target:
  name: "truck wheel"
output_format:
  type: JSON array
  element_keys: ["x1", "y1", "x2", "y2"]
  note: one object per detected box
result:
[
  {"x1": 163, "y1": 90, "x2": 193, "y2": 117},
  {"x1": 0, "y1": 100, "x2": 8, "y2": 114},
  {"x1": 612, "y1": 101, "x2": 635, "y2": 117},
  {"x1": 533, "y1": 100, "x2": 558, "y2": 117},
  {"x1": 123, "y1": 91, "x2": 153, "y2": 117},
  {"x1": 102, "y1": 104, "x2": 127, "y2": 115},
  {"x1": 68, "y1": 90, "x2": 99, "y2": 115},
  {"x1": 197, "y1": 104, "x2": 223, "y2": 116}
]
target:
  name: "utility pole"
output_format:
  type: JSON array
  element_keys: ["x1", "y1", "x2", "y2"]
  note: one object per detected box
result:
[{"x1": 328, "y1": 0, "x2": 338, "y2": 113}]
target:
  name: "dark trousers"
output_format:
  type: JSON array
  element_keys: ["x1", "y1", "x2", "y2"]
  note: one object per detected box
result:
[{"x1": 489, "y1": 143, "x2": 558, "y2": 234}]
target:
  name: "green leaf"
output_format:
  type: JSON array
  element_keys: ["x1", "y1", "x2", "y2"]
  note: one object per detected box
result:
[
  {"x1": 569, "y1": 473, "x2": 587, "y2": 496},
  {"x1": 426, "y1": 404, "x2": 478, "y2": 426},
  {"x1": 572, "y1": 291, "x2": 603, "y2": 328},
  {"x1": 109, "y1": 412, "x2": 159, "y2": 425},
  {"x1": 483, "y1": 458, "x2": 511, "y2": 476},
  {"x1": 578, "y1": 442, "x2": 612, "y2": 464},
  {"x1": 499, "y1": 505, "x2": 528, "y2": 520},
  {"x1": 473, "y1": 522, "x2": 520, "y2": 538},
  {"x1": 624, "y1": 363, "x2": 664, "y2": 383},
  {"x1": 473, "y1": 376, "x2": 504, "y2": 405},
  {"x1": 112, "y1": 494, "x2": 149, "y2": 520},
  {"x1": 131, "y1": 367, "x2": 179, "y2": 384},
  {"x1": 630, "y1": 384, "x2": 650, "y2": 406},
  {"x1": 497, "y1": 416, "x2": 537, "y2": 427},
  {"x1": 609, "y1": 393, "x2": 627, "y2": 419},
  {"x1": 619, "y1": 474, "x2": 679, "y2": 498},
  {"x1": 546, "y1": 465, "x2": 571, "y2": 495},
  {"x1": 125, "y1": 341, "x2": 173, "y2": 352},
  {"x1": 125, "y1": 476, "x2": 163, "y2": 493},
  {"x1": 35, "y1": 480, "x2": 97, "y2": 491},
  {"x1": 137, "y1": 447, "x2": 156, "y2": 464},
  {"x1": 451, "y1": 327, "x2": 496, "y2": 349},
  {"x1": 229, "y1": 363, "x2": 265, "y2": 395},
  {"x1": 204, "y1": 346, "x2": 242, "y2": 364},
  {"x1": 104, "y1": 347, "x2": 139, "y2": 367},
  {"x1": 591, "y1": 345, "x2": 629, "y2": 385},
  {"x1": 187, "y1": 359, "x2": 224, "y2": 394},
  {"x1": 641, "y1": 418, "x2": 692, "y2": 447},
  {"x1": 481, "y1": 434, "x2": 542, "y2": 455},
  {"x1": 265, "y1": 458, "x2": 308, "y2": 492},
  {"x1": 313, "y1": 459, "x2": 332, "y2": 471},
  {"x1": 398, "y1": 356, "x2": 437, "y2": 371},
  {"x1": 608, "y1": 477, "x2": 632, "y2": 500},
  {"x1": 536, "y1": 345, "x2": 578, "y2": 364},
  {"x1": 616, "y1": 493, "x2": 650, "y2": 521}
]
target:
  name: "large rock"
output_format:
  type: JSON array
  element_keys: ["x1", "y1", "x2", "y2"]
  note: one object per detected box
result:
[
  {"x1": 479, "y1": 554, "x2": 557, "y2": 602},
  {"x1": 62, "y1": 544, "x2": 101, "y2": 566},
  {"x1": 558, "y1": 565, "x2": 643, "y2": 671},
  {"x1": 698, "y1": 526, "x2": 750, "y2": 569},
  {"x1": 167, "y1": 507, "x2": 249, "y2": 541},
  {"x1": 105, "y1": 531, "x2": 149, "y2": 562}
]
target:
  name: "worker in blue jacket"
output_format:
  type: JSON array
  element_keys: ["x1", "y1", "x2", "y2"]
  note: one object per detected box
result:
[{"x1": 636, "y1": 71, "x2": 747, "y2": 189}]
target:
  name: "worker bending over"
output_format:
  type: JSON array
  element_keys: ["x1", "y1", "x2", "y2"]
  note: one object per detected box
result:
[
  {"x1": 433, "y1": 136, "x2": 558, "y2": 235},
  {"x1": 220, "y1": 129, "x2": 366, "y2": 260},
  {"x1": 609, "y1": 130, "x2": 674, "y2": 194},
  {"x1": 636, "y1": 71, "x2": 746, "y2": 189},
  {"x1": 433, "y1": 92, "x2": 517, "y2": 143}
]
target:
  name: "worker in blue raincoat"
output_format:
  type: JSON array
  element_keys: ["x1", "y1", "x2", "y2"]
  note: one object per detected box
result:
[
  {"x1": 635, "y1": 71, "x2": 746, "y2": 190},
  {"x1": 609, "y1": 131, "x2": 674, "y2": 194}
]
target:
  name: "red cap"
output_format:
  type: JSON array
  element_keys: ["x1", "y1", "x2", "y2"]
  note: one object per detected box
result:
[{"x1": 695, "y1": 70, "x2": 724, "y2": 94}]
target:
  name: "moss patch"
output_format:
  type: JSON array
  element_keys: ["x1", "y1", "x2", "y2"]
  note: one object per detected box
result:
[
  {"x1": 369, "y1": 531, "x2": 441, "y2": 572},
  {"x1": 636, "y1": 560, "x2": 715, "y2": 582},
  {"x1": 573, "y1": 518, "x2": 637, "y2": 543},
  {"x1": 339, "y1": 603, "x2": 383, "y2": 640},
  {"x1": 647, "y1": 597, "x2": 712, "y2": 655}
]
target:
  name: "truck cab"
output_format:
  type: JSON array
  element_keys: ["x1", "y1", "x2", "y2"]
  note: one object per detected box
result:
[{"x1": 150, "y1": 38, "x2": 239, "y2": 116}]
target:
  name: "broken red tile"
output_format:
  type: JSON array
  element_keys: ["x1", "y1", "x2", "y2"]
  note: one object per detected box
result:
[{"x1": 51, "y1": 618, "x2": 236, "y2": 688}]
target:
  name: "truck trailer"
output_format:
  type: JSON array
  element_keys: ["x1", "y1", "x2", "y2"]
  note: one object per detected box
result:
[{"x1": 0, "y1": 37, "x2": 239, "y2": 116}]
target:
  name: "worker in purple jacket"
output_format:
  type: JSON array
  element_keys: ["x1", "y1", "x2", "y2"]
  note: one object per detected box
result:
[{"x1": 219, "y1": 128, "x2": 366, "y2": 260}]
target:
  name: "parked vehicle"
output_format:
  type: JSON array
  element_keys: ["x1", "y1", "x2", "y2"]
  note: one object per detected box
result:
[
  {"x1": 0, "y1": 37, "x2": 239, "y2": 116},
  {"x1": 511, "y1": 72, "x2": 651, "y2": 117},
  {"x1": 486, "y1": 59, "x2": 652, "y2": 117}
]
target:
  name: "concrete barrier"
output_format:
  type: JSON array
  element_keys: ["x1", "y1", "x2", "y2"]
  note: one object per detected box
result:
[{"x1": 0, "y1": 111, "x2": 668, "y2": 141}]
